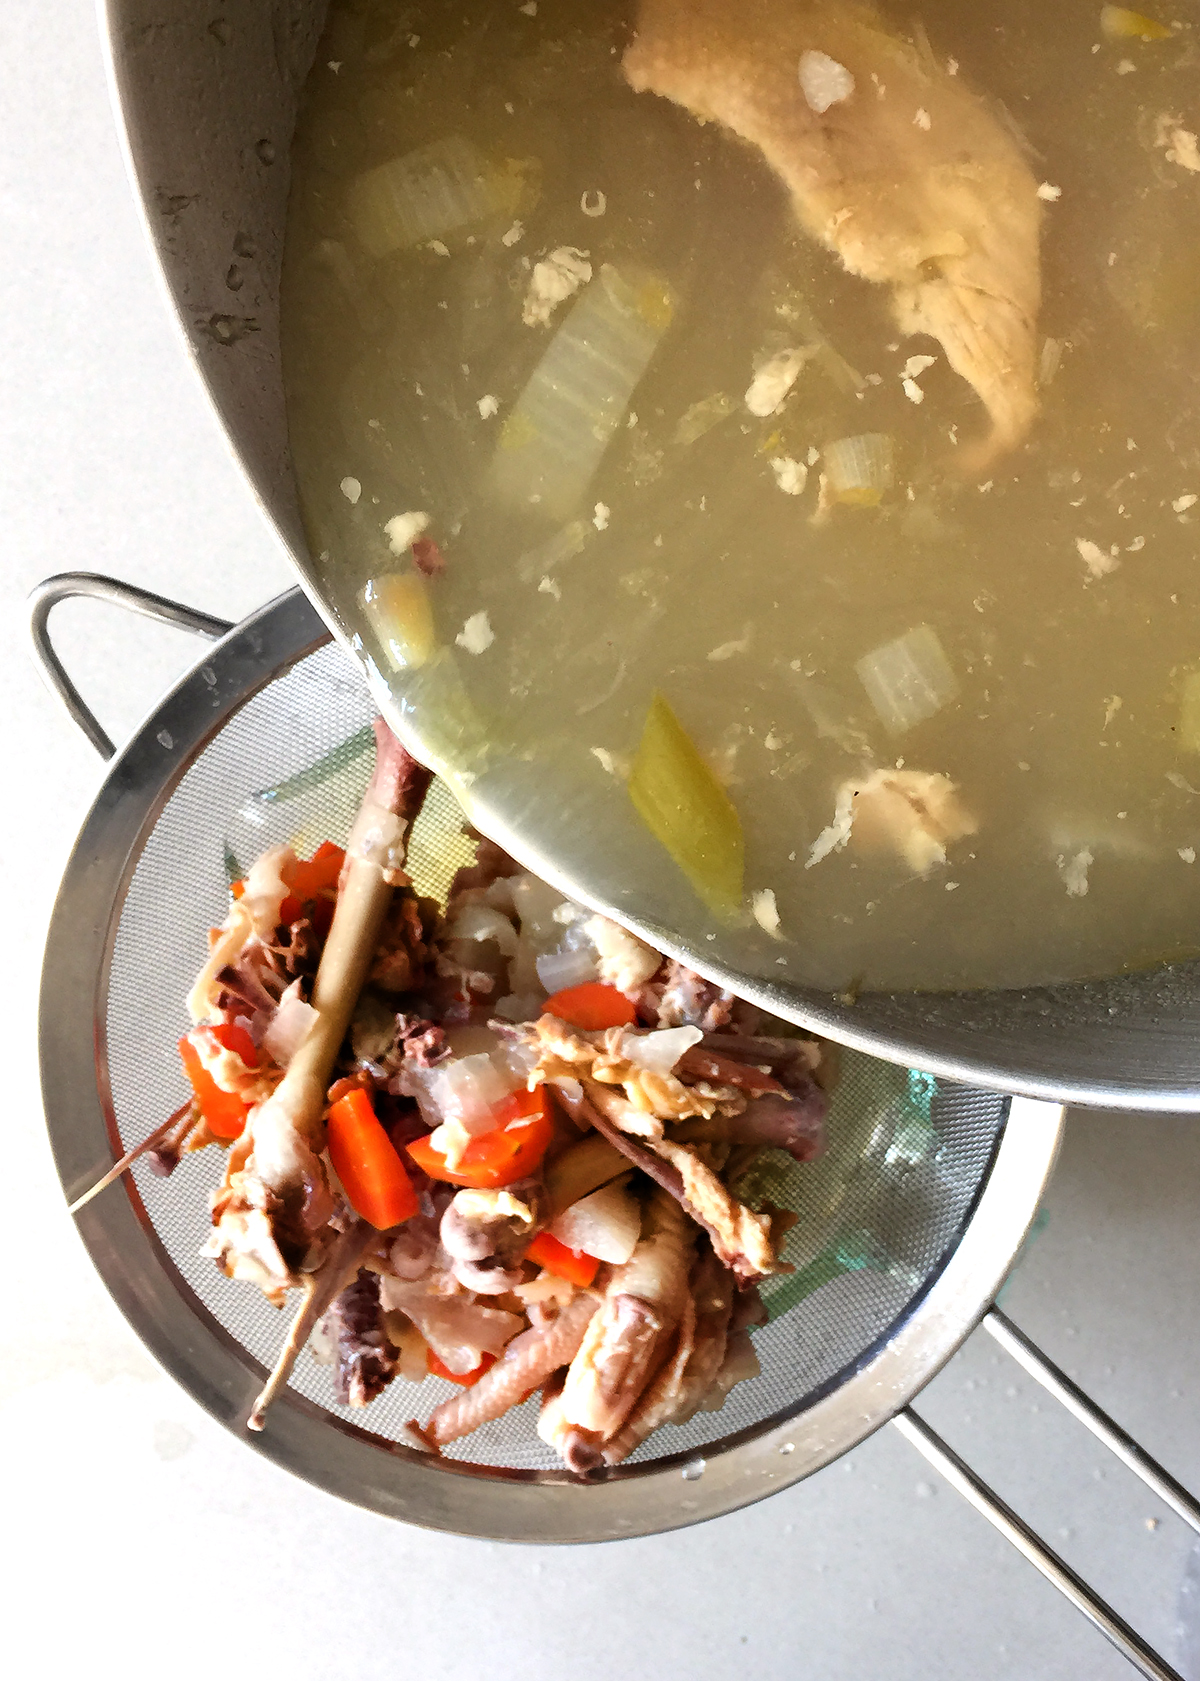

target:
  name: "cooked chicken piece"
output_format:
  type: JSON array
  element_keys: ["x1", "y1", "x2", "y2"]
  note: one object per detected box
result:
[
  {"x1": 208, "y1": 721, "x2": 433, "y2": 1295},
  {"x1": 559, "y1": 1189, "x2": 694, "y2": 1447},
  {"x1": 426, "y1": 1290, "x2": 600, "y2": 1447},
  {"x1": 526, "y1": 1013, "x2": 745, "y2": 1127},
  {"x1": 809, "y1": 765, "x2": 978, "y2": 875},
  {"x1": 603, "y1": 1248, "x2": 734, "y2": 1460},
  {"x1": 649, "y1": 1134, "x2": 781, "y2": 1279},
  {"x1": 324, "y1": 1269, "x2": 400, "y2": 1408},
  {"x1": 379, "y1": 1276, "x2": 524, "y2": 1376},
  {"x1": 599, "y1": 1292, "x2": 698, "y2": 1465},
  {"x1": 624, "y1": 0, "x2": 1043, "y2": 467},
  {"x1": 439, "y1": 1179, "x2": 546, "y2": 1295}
]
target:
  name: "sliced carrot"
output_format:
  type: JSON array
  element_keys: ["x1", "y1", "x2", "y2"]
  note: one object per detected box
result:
[
  {"x1": 427, "y1": 1349, "x2": 496, "y2": 1386},
  {"x1": 327, "y1": 1088, "x2": 419, "y2": 1229},
  {"x1": 289, "y1": 840, "x2": 345, "y2": 901},
  {"x1": 525, "y1": 1229, "x2": 600, "y2": 1288},
  {"x1": 178, "y1": 1031, "x2": 251, "y2": 1141},
  {"x1": 544, "y1": 981, "x2": 637, "y2": 1031},
  {"x1": 405, "y1": 1088, "x2": 554, "y2": 1188}
]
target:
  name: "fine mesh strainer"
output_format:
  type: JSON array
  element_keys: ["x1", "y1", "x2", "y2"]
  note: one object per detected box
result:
[{"x1": 32, "y1": 573, "x2": 1200, "y2": 1680}]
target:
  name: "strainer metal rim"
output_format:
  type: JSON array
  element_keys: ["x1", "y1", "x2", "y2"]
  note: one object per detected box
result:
[{"x1": 38, "y1": 584, "x2": 1063, "y2": 1539}]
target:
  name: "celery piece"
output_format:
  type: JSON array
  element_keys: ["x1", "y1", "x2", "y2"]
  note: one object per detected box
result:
[
  {"x1": 491, "y1": 263, "x2": 674, "y2": 519},
  {"x1": 361, "y1": 572, "x2": 436, "y2": 669},
  {"x1": 1179, "y1": 672, "x2": 1200, "y2": 753},
  {"x1": 628, "y1": 692, "x2": 745, "y2": 915},
  {"x1": 1100, "y1": 6, "x2": 1172, "y2": 40},
  {"x1": 855, "y1": 623, "x2": 958, "y2": 736},
  {"x1": 823, "y1": 433, "x2": 894, "y2": 507},
  {"x1": 346, "y1": 135, "x2": 517, "y2": 259}
]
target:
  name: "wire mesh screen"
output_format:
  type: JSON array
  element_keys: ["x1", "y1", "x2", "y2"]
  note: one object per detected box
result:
[{"x1": 103, "y1": 640, "x2": 1008, "y2": 1473}]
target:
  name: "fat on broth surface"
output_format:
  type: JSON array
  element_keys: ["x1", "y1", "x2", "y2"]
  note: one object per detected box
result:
[{"x1": 280, "y1": 0, "x2": 1200, "y2": 993}]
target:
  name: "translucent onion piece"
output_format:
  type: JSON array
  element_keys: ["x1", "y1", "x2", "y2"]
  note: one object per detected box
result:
[
  {"x1": 429, "y1": 1052, "x2": 517, "y2": 1134},
  {"x1": 262, "y1": 986, "x2": 319, "y2": 1068},
  {"x1": 536, "y1": 942, "x2": 600, "y2": 992},
  {"x1": 620, "y1": 1025, "x2": 702, "y2": 1075},
  {"x1": 1100, "y1": 6, "x2": 1172, "y2": 40},
  {"x1": 823, "y1": 433, "x2": 894, "y2": 506},
  {"x1": 445, "y1": 899, "x2": 520, "y2": 957},
  {"x1": 361, "y1": 572, "x2": 436, "y2": 670},
  {"x1": 510, "y1": 874, "x2": 577, "y2": 948},
  {"x1": 346, "y1": 135, "x2": 517, "y2": 259},
  {"x1": 493, "y1": 991, "x2": 547, "y2": 1022},
  {"x1": 551, "y1": 1181, "x2": 642, "y2": 1265},
  {"x1": 855, "y1": 624, "x2": 959, "y2": 736},
  {"x1": 628, "y1": 692, "x2": 745, "y2": 915},
  {"x1": 491, "y1": 263, "x2": 674, "y2": 519}
]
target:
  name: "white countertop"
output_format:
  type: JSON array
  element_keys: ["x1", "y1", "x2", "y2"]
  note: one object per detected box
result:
[{"x1": 4, "y1": 6, "x2": 1200, "y2": 1677}]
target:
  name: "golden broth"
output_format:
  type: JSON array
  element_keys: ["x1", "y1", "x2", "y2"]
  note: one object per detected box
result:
[{"x1": 281, "y1": 0, "x2": 1200, "y2": 992}]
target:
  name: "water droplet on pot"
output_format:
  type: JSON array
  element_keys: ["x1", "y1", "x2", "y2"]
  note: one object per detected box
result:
[{"x1": 681, "y1": 1457, "x2": 706, "y2": 1482}]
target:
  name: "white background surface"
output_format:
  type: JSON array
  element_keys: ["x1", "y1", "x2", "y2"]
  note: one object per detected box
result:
[{"x1": 4, "y1": 4, "x2": 1200, "y2": 1677}]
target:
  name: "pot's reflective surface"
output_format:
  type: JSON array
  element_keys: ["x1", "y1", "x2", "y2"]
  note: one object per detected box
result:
[{"x1": 99, "y1": 0, "x2": 1200, "y2": 1108}]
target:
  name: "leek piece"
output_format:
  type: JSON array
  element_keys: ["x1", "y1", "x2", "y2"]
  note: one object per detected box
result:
[
  {"x1": 1100, "y1": 6, "x2": 1172, "y2": 40},
  {"x1": 823, "y1": 433, "x2": 894, "y2": 506},
  {"x1": 628, "y1": 692, "x2": 745, "y2": 915},
  {"x1": 855, "y1": 624, "x2": 959, "y2": 736},
  {"x1": 1179, "y1": 672, "x2": 1200, "y2": 752},
  {"x1": 361, "y1": 572, "x2": 436, "y2": 669},
  {"x1": 346, "y1": 135, "x2": 520, "y2": 259},
  {"x1": 491, "y1": 263, "x2": 674, "y2": 519}
]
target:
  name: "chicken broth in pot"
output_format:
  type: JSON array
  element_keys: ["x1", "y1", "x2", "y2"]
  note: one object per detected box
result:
[{"x1": 281, "y1": 0, "x2": 1200, "y2": 993}]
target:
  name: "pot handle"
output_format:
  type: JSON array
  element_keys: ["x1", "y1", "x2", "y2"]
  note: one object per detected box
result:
[
  {"x1": 894, "y1": 1306, "x2": 1200, "y2": 1681},
  {"x1": 28, "y1": 572, "x2": 233, "y2": 760}
]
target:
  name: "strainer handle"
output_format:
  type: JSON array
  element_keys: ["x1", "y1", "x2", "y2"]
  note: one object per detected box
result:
[
  {"x1": 28, "y1": 571, "x2": 233, "y2": 760},
  {"x1": 895, "y1": 1305, "x2": 1200, "y2": 1681}
]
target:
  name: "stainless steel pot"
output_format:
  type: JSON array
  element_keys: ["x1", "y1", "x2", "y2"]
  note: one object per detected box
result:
[{"x1": 97, "y1": 0, "x2": 1200, "y2": 1107}]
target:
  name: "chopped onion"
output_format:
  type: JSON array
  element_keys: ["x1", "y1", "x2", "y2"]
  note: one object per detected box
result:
[
  {"x1": 620, "y1": 1025, "x2": 702, "y2": 1076},
  {"x1": 493, "y1": 991, "x2": 546, "y2": 1022},
  {"x1": 379, "y1": 1278, "x2": 521, "y2": 1374},
  {"x1": 550, "y1": 1181, "x2": 641, "y2": 1264},
  {"x1": 445, "y1": 899, "x2": 519, "y2": 956},
  {"x1": 823, "y1": 433, "x2": 894, "y2": 506},
  {"x1": 490, "y1": 263, "x2": 674, "y2": 519},
  {"x1": 510, "y1": 874, "x2": 578, "y2": 948},
  {"x1": 345, "y1": 135, "x2": 521, "y2": 259},
  {"x1": 428, "y1": 1052, "x2": 516, "y2": 1135},
  {"x1": 855, "y1": 624, "x2": 959, "y2": 736},
  {"x1": 536, "y1": 942, "x2": 600, "y2": 992},
  {"x1": 262, "y1": 983, "x2": 319, "y2": 1069}
]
